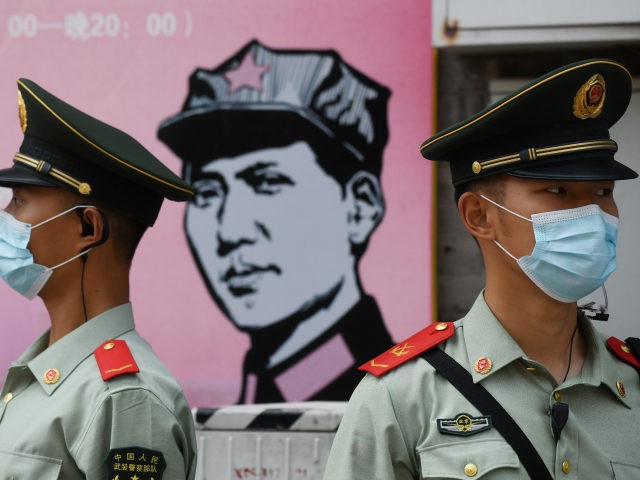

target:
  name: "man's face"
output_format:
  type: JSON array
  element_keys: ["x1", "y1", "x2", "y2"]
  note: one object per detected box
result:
[
  {"x1": 490, "y1": 176, "x2": 618, "y2": 259},
  {"x1": 185, "y1": 141, "x2": 356, "y2": 330},
  {"x1": 3, "y1": 185, "x2": 81, "y2": 297}
]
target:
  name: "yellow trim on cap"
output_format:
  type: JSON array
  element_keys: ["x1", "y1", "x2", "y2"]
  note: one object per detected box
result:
[
  {"x1": 420, "y1": 60, "x2": 631, "y2": 153},
  {"x1": 14, "y1": 152, "x2": 92, "y2": 195},
  {"x1": 471, "y1": 139, "x2": 617, "y2": 175},
  {"x1": 17, "y1": 80, "x2": 193, "y2": 197}
]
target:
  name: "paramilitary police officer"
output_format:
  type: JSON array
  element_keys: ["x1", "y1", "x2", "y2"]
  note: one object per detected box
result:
[
  {"x1": 323, "y1": 59, "x2": 640, "y2": 479},
  {"x1": 0, "y1": 79, "x2": 197, "y2": 479}
]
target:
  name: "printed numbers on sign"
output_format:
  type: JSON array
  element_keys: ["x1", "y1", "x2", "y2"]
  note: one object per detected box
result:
[
  {"x1": 7, "y1": 14, "x2": 38, "y2": 38},
  {"x1": 146, "y1": 12, "x2": 177, "y2": 37}
]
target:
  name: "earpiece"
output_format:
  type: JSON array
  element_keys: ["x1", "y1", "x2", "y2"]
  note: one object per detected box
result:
[
  {"x1": 80, "y1": 218, "x2": 94, "y2": 237},
  {"x1": 76, "y1": 207, "x2": 110, "y2": 245}
]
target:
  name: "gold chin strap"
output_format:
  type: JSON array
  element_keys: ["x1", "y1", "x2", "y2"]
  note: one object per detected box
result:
[
  {"x1": 13, "y1": 152, "x2": 92, "y2": 195},
  {"x1": 471, "y1": 139, "x2": 618, "y2": 175}
]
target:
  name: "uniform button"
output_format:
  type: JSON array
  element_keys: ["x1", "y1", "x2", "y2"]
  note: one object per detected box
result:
[
  {"x1": 553, "y1": 392, "x2": 562, "y2": 402},
  {"x1": 562, "y1": 460, "x2": 571, "y2": 474},
  {"x1": 3, "y1": 392, "x2": 12, "y2": 404},
  {"x1": 435, "y1": 323, "x2": 448, "y2": 331},
  {"x1": 464, "y1": 463, "x2": 478, "y2": 477},
  {"x1": 104, "y1": 342, "x2": 115, "y2": 350},
  {"x1": 616, "y1": 380, "x2": 626, "y2": 397}
]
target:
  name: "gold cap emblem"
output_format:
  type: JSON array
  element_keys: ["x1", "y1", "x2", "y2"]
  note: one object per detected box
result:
[
  {"x1": 573, "y1": 74, "x2": 606, "y2": 120},
  {"x1": 18, "y1": 90, "x2": 27, "y2": 133}
]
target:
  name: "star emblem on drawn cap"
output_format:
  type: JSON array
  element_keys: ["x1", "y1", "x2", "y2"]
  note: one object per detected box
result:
[{"x1": 224, "y1": 50, "x2": 269, "y2": 93}]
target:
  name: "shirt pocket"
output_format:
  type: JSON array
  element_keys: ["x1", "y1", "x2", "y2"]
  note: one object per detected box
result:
[
  {"x1": 419, "y1": 439, "x2": 520, "y2": 479},
  {"x1": 0, "y1": 450, "x2": 62, "y2": 479},
  {"x1": 611, "y1": 460, "x2": 640, "y2": 480}
]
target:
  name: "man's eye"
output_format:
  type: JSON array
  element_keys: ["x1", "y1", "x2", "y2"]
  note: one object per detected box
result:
[
  {"x1": 192, "y1": 180, "x2": 224, "y2": 208},
  {"x1": 596, "y1": 188, "x2": 613, "y2": 197},
  {"x1": 249, "y1": 173, "x2": 294, "y2": 194},
  {"x1": 546, "y1": 187, "x2": 566, "y2": 195}
]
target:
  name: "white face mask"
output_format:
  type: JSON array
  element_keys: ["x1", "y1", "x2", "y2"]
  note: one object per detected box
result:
[
  {"x1": 481, "y1": 195, "x2": 618, "y2": 303},
  {"x1": 0, "y1": 205, "x2": 93, "y2": 299}
]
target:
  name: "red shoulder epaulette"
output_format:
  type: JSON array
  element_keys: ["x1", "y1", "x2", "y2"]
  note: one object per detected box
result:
[
  {"x1": 359, "y1": 322, "x2": 455, "y2": 377},
  {"x1": 94, "y1": 339, "x2": 140, "y2": 381},
  {"x1": 607, "y1": 337, "x2": 640, "y2": 369}
]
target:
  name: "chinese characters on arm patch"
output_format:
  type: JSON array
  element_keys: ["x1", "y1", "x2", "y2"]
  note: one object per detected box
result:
[{"x1": 107, "y1": 447, "x2": 166, "y2": 480}]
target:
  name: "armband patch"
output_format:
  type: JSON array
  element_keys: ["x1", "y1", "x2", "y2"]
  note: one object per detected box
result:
[{"x1": 107, "y1": 447, "x2": 166, "y2": 479}]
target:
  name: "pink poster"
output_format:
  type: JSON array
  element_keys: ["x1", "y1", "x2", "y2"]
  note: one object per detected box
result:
[{"x1": 0, "y1": 1, "x2": 433, "y2": 406}]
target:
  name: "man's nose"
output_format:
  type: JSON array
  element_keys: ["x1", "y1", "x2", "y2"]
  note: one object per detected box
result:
[{"x1": 216, "y1": 190, "x2": 264, "y2": 256}]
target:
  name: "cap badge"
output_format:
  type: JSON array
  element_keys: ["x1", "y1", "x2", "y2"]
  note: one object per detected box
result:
[
  {"x1": 573, "y1": 74, "x2": 606, "y2": 120},
  {"x1": 17, "y1": 90, "x2": 27, "y2": 133}
]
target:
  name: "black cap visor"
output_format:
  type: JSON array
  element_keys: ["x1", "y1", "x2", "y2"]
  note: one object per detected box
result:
[
  {"x1": 0, "y1": 165, "x2": 58, "y2": 188},
  {"x1": 508, "y1": 155, "x2": 638, "y2": 182}
]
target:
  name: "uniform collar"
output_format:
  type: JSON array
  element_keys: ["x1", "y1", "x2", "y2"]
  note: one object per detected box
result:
[
  {"x1": 21, "y1": 303, "x2": 135, "y2": 395},
  {"x1": 462, "y1": 293, "x2": 526, "y2": 383},
  {"x1": 577, "y1": 316, "x2": 632, "y2": 408},
  {"x1": 463, "y1": 293, "x2": 633, "y2": 406}
]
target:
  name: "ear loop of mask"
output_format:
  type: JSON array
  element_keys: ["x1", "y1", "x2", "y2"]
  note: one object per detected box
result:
[
  {"x1": 479, "y1": 194, "x2": 532, "y2": 223},
  {"x1": 35, "y1": 205, "x2": 97, "y2": 320},
  {"x1": 32, "y1": 204, "x2": 94, "y2": 229},
  {"x1": 31, "y1": 205, "x2": 96, "y2": 270},
  {"x1": 479, "y1": 194, "x2": 532, "y2": 260},
  {"x1": 33, "y1": 205, "x2": 97, "y2": 268}
]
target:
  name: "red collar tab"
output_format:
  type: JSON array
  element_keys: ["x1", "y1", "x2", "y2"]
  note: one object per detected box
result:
[
  {"x1": 607, "y1": 337, "x2": 640, "y2": 369},
  {"x1": 93, "y1": 339, "x2": 140, "y2": 381},
  {"x1": 359, "y1": 322, "x2": 455, "y2": 377}
]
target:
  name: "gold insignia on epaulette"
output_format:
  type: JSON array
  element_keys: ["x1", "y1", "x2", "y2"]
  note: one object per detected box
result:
[
  {"x1": 573, "y1": 74, "x2": 606, "y2": 120},
  {"x1": 390, "y1": 342, "x2": 414, "y2": 357},
  {"x1": 18, "y1": 90, "x2": 27, "y2": 133}
]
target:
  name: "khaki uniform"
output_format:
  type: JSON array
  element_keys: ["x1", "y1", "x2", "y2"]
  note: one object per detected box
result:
[
  {"x1": 0, "y1": 303, "x2": 197, "y2": 479},
  {"x1": 323, "y1": 294, "x2": 640, "y2": 479}
]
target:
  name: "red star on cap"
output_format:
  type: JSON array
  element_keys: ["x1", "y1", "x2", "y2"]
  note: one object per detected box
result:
[{"x1": 224, "y1": 52, "x2": 269, "y2": 93}]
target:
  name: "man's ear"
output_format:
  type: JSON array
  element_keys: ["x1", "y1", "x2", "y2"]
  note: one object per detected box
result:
[
  {"x1": 76, "y1": 207, "x2": 110, "y2": 249},
  {"x1": 458, "y1": 191, "x2": 495, "y2": 241},
  {"x1": 345, "y1": 171, "x2": 385, "y2": 245}
]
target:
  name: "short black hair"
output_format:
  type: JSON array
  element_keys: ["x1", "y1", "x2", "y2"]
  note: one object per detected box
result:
[{"x1": 453, "y1": 174, "x2": 507, "y2": 207}]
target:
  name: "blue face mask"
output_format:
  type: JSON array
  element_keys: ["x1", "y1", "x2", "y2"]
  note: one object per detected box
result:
[
  {"x1": 481, "y1": 195, "x2": 618, "y2": 303},
  {"x1": 0, "y1": 205, "x2": 93, "y2": 300}
]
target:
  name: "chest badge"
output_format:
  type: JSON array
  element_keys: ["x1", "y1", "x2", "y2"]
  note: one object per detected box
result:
[{"x1": 437, "y1": 413, "x2": 493, "y2": 436}]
